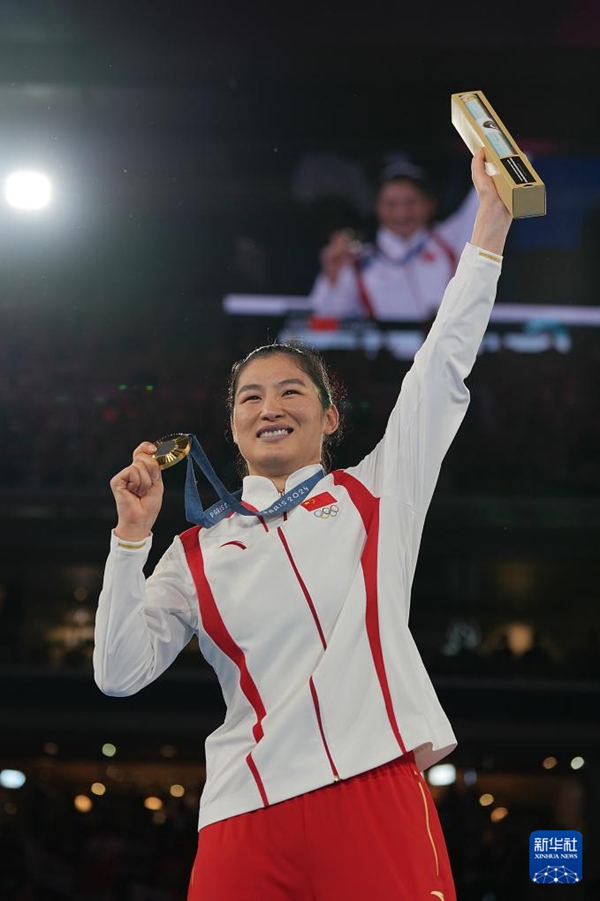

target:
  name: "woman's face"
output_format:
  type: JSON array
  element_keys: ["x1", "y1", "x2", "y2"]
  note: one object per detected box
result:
[
  {"x1": 231, "y1": 354, "x2": 339, "y2": 482},
  {"x1": 376, "y1": 180, "x2": 436, "y2": 239}
]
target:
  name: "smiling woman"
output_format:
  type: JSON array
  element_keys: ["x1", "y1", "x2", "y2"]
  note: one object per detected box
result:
[
  {"x1": 94, "y1": 149, "x2": 513, "y2": 901},
  {"x1": 227, "y1": 344, "x2": 342, "y2": 490},
  {"x1": 310, "y1": 157, "x2": 480, "y2": 321}
]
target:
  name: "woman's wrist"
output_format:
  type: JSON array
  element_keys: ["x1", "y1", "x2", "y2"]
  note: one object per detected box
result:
[
  {"x1": 114, "y1": 525, "x2": 152, "y2": 543},
  {"x1": 471, "y1": 200, "x2": 513, "y2": 256}
]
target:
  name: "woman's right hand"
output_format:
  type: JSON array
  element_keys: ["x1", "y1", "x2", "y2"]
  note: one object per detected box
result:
[
  {"x1": 319, "y1": 230, "x2": 354, "y2": 284},
  {"x1": 110, "y1": 441, "x2": 164, "y2": 541}
]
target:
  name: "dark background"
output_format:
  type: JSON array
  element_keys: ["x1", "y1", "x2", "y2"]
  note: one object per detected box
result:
[{"x1": 1, "y1": 1, "x2": 600, "y2": 898}]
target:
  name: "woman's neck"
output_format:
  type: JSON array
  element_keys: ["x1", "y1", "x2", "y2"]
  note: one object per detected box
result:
[
  {"x1": 271, "y1": 477, "x2": 287, "y2": 494},
  {"x1": 246, "y1": 461, "x2": 322, "y2": 495}
]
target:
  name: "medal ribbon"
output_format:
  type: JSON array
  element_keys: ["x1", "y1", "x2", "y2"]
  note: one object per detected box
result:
[
  {"x1": 183, "y1": 434, "x2": 324, "y2": 528},
  {"x1": 374, "y1": 235, "x2": 429, "y2": 267}
]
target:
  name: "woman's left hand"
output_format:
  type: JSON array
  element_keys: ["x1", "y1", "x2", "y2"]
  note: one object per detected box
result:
[{"x1": 470, "y1": 148, "x2": 513, "y2": 255}]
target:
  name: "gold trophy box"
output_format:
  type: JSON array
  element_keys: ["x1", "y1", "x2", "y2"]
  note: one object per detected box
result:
[{"x1": 451, "y1": 90, "x2": 546, "y2": 218}]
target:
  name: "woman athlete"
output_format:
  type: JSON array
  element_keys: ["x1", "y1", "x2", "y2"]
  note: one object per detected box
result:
[{"x1": 94, "y1": 148, "x2": 512, "y2": 900}]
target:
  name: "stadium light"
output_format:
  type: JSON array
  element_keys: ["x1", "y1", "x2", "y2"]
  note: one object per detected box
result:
[
  {"x1": 0, "y1": 770, "x2": 26, "y2": 789},
  {"x1": 427, "y1": 764, "x2": 456, "y2": 786},
  {"x1": 4, "y1": 170, "x2": 52, "y2": 210}
]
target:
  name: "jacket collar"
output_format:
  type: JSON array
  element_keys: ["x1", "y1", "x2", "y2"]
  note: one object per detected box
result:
[
  {"x1": 241, "y1": 463, "x2": 323, "y2": 511},
  {"x1": 377, "y1": 225, "x2": 429, "y2": 261}
]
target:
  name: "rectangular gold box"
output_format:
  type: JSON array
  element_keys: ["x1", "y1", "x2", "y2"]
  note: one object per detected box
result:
[{"x1": 451, "y1": 90, "x2": 546, "y2": 218}]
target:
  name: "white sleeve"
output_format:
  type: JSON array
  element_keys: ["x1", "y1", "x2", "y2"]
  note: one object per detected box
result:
[
  {"x1": 308, "y1": 262, "x2": 363, "y2": 318},
  {"x1": 346, "y1": 243, "x2": 502, "y2": 515},
  {"x1": 435, "y1": 186, "x2": 479, "y2": 255},
  {"x1": 93, "y1": 532, "x2": 200, "y2": 697}
]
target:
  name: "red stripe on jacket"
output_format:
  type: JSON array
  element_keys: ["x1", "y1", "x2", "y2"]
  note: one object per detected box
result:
[
  {"x1": 179, "y1": 526, "x2": 270, "y2": 805},
  {"x1": 331, "y1": 471, "x2": 407, "y2": 756},
  {"x1": 277, "y1": 527, "x2": 327, "y2": 651},
  {"x1": 431, "y1": 230, "x2": 458, "y2": 272},
  {"x1": 352, "y1": 258, "x2": 377, "y2": 319}
]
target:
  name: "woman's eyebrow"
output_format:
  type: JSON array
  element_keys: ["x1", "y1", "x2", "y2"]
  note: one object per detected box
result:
[
  {"x1": 277, "y1": 378, "x2": 306, "y2": 388},
  {"x1": 236, "y1": 382, "x2": 262, "y2": 395},
  {"x1": 237, "y1": 378, "x2": 306, "y2": 395}
]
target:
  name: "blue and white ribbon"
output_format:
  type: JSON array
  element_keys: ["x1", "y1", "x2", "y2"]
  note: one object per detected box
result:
[{"x1": 183, "y1": 434, "x2": 324, "y2": 528}]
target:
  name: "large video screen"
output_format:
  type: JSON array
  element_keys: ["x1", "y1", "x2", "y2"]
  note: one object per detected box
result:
[{"x1": 223, "y1": 152, "x2": 600, "y2": 358}]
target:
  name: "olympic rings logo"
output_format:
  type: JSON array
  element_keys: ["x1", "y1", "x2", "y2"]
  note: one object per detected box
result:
[{"x1": 314, "y1": 505, "x2": 339, "y2": 519}]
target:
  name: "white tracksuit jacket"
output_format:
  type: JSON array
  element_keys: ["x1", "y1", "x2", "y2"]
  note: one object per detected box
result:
[
  {"x1": 309, "y1": 189, "x2": 479, "y2": 320},
  {"x1": 94, "y1": 242, "x2": 502, "y2": 830}
]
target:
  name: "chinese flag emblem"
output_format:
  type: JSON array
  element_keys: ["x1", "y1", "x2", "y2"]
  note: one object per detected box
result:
[{"x1": 301, "y1": 492, "x2": 337, "y2": 512}]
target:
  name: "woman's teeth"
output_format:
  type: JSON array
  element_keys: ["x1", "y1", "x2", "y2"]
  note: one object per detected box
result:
[{"x1": 259, "y1": 429, "x2": 290, "y2": 439}]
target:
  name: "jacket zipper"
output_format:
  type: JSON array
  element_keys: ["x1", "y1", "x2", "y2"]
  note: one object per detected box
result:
[
  {"x1": 310, "y1": 676, "x2": 340, "y2": 782},
  {"x1": 276, "y1": 501, "x2": 337, "y2": 782}
]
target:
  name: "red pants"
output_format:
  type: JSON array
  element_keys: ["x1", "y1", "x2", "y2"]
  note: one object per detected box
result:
[{"x1": 188, "y1": 753, "x2": 456, "y2": 900}]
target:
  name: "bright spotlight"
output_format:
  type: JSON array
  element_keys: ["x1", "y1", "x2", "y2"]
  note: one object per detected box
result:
[
  {"x1": 427, "y1": 764, "x2": 456, "y2": 786},
  {"x1": 0, "y1": 770, "x2": 26, "y2": 789},
  {"x1": 4, "y1": 170, "x2": 52, "y2": 210}
]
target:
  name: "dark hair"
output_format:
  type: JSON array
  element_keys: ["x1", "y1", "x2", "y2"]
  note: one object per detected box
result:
[
  {"x1": 227, "y1": 342, "x2": 345, "y2": 475},
  {"x1": 378, "y1": 158, "x2": 436, "y2": 199},
  {"x1": 377, "y1": 174, "x2": 436, "y2": 201}
]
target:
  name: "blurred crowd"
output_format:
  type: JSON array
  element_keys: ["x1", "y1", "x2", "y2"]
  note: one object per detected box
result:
[
  {"x1": 428, "y1": 629, "x2": 600, "y2": 682},
  {"x1": 2, "y1": 771, "x2": 597, "y2": 901},
  {"x1": 2, "y1": 321, "x2": 600, "y2": 497},
  {"x1": 0, "y1": 785, "x2": 198, "y2": 900}
]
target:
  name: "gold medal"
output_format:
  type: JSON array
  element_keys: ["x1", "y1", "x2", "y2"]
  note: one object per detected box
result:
[{"x1": 152, "y1": 433, "x2": 192, "y2": 470}]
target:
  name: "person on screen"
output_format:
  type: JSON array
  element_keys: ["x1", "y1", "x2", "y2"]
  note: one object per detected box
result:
[
  {"x1": 309, "y1": 158, "x2": 479, "y2": 321},
  {"x1": 93, "y1": 149, "x2": 512, "y2": 900}
]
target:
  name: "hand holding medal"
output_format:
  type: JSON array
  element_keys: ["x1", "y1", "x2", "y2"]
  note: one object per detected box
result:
[
  {"x1": 111, "y1": 430, "x2": 323, "y2": 540},
  {"x1": 110, "y1": 439, "x2": 168, "y2": 542}
]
